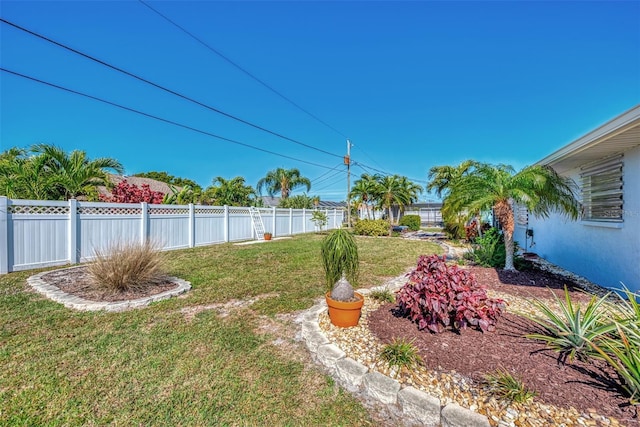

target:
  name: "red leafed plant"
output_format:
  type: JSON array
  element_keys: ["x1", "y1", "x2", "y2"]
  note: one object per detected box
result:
[
  {"x1": 100, "y1": 180, "x2": 165, "y2": 204},
  {"x1": 396, "y1": 254, "x2": 506, "y2": 333}
]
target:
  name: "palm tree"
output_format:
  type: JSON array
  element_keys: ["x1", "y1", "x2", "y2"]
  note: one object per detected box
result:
[
  {"x1": 0, "y1": 148, "x2": 57, "y2": 199},
  {"x1": 350, "y1": 174, "x2": 377, "y2": 219},
  {"x1": 397, "y1": 176, "x2": 423, "y2": 215},
  {"x1": 446, "y1": 163, "x2": 579, "y2": 270},
  {"x1": 203, "y1": 176, "x2": 257, "y2": 206},
  {"x1": 375, "y1": 174, "x2": 407, "y2": 225},
  {"x1": 427, "y1": 160, "x2": 481, "y2": 238},
  {"x1": 257, "y1": 168, "x2": 311, "y2": 199},
  {"x1": 32, "y1": 144, "x2": 123, "y2": 200}
]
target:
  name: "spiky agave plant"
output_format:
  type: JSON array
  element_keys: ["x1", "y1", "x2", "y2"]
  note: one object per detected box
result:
[{"x1": 320, "y1": 228, "x2": 359, "y2": 301}]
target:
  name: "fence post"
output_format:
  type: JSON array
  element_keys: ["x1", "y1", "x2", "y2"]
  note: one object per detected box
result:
[
  {"x1": 224, "y1": 205, "x2": 229, "y2": 242},
  {"x1": 302, "y1": 208, "x2": 306, "y2": 233},
  {"x1": 289, "y1": 208, "x2": 293, "y2": 236},
  {"x1": 141, "y1": 202, "x2": 148, "y2": 244},
  {"x1": 68, "y1": 199, "x2": 78, "y2": 264},
  {"x1": 0, "y1": 197, "x2": 8, "y2": 274},
  {"x1": 272, "y1": 206, "x2": 276, "y2": 237},
  {"x1": 188, "y1": 203, "x2": 195, "y2": 248}
]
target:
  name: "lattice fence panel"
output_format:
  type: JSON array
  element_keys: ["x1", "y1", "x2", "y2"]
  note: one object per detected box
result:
[
  {"x1": 148, "y1": 207, "x2": 189, "y2": 215},
  {"x1": 78, "y1": 206, "x2": 142, "y2": 215},
  {"x1": 9, "y1": 205, "x2": 69, "y2": 215},
  {"x1": 195, "y1": 207, "x2": 225, "y2": 214}
]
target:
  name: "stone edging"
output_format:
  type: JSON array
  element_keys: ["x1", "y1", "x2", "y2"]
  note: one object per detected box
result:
[
  {"x1": 26, "y1": 266, "x2": 191, "y2": 312},
  {"x1": 299, "y1": 288, "x2": 490, "y2": 427}
]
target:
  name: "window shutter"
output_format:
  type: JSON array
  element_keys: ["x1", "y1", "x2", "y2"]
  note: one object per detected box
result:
[{"x1": 580, "y1": 155, "x2": 623, "y2": 221}]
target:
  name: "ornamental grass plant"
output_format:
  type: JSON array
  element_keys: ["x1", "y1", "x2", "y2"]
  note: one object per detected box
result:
[
  {"x1": 482, "y1": 368, "x2": 537, "y2": 404},
  {"x1": 87, "y1": 240, "x2": 166, "y2": 292}
]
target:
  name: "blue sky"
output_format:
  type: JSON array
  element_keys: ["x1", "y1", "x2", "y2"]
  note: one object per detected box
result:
[{"x1": 1, "y1": 1, "x2": 639, "y2": 201}]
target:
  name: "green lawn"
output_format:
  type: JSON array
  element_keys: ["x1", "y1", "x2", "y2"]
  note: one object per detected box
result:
[{"x1": 0, "y1": 234, "x2": 441, "y2": 426}]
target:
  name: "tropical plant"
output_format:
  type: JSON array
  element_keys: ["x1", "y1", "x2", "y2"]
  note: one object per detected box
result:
[
  {"x1": 523, "y1": 286, "x2": 616, "y2": 364},
  {"x1": 396, "y1": 255, "x2": 506, "y2": 333},
  {"x1": 483, "y1": 368, "x2": 537, "y2": 404},
  {"x1": 587, "y1": 285, "x2": 640, "y2": 404},
  {"x1": 311, "y1": 210, "x2": 328, "y2": 231},
  {"x1": 100, "y1": 180, "x2": 165, "y2": 204},
  {"x1": 162, "y1": 184, "x2": 201, "y2": 205},
  {"x1": 87, "y1": 240, "x2": 166, "y2": 292},
  {"x1": 375, "y1": 174, "x2": 408, "y2": 225},
  {"x1": 427, "y1": 160, "x2": 480, "y2": 239},
  {"x1": 466, "y1": 227, "x2": 522, "y2": 268},
  {"x1": 257, "y1": 168, "x2": 311, "y2": 199},
  {"x1": 278, "y1": 193, "x2": 314, "y2": 209},
  {"x1": 350, "y1": 174, "x2": 377, "y2": 219},
  {"x1": 437, "y1": 162, "x2": 579, "y2": 270},
  {"x1": 203, "y1": 176, "x2": 257, "y2": 206},
  {"x1": 0, "y1": 149, "x2": 55, "y2": 199},
  {"x1": 31, "y1": 143, "x2": 123, "y2": 200},
  {"x1": 1, "y1": 144, "x2": 122, "y2": 200},
  {"x1": 379, "y1": 338, "x2": 423, "y2": 371},
  {"x1": 320, "y1": 228, "x2": 359, "y2": 301}
]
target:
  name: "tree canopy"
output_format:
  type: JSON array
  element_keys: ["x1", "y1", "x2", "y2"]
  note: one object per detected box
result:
[{"x1": 257, "y1": 168, "x2": 311, "y2": 199}]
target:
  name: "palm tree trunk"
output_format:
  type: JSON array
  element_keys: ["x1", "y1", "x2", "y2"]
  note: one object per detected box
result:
[
  {"x1": 504, "y1": 229, "x2": 515, "y2": 271},
  {"x1": 495, "y1": 199, "x2": 516, "y2": 271}
]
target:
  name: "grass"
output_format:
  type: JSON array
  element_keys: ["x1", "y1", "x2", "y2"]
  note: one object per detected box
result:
[
  {"x1": 379, "y1": 338, "x2": 423, "y2": 371},
  {"x1": 0, "y1": 234, "x2": 441, "y2": 425},
  {"x1": 482, "y1": 368, "x2": 537, "y2": 404}
]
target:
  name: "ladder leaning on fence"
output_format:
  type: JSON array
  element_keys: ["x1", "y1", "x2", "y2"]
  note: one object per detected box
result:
[{"x1": 249, "y1": 207, "x2": 267, "y2": 240}]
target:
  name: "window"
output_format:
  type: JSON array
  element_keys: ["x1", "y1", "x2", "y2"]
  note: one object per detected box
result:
[{"x1": 580, "y1": 155, "x2": 623, "y2": 222}]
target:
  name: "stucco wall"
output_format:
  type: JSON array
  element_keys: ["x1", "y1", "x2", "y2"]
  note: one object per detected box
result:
[{"x1": 514, "y1": 145, "x2": 640, "y2": 294}]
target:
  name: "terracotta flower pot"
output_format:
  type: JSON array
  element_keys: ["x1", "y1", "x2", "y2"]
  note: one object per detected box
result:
[
  {"x1": 326, "y1": 292, "x2": 364, "y2": 327},
  {"x1": 263, "y1": 233, "x2": 272, "y2": 241}
]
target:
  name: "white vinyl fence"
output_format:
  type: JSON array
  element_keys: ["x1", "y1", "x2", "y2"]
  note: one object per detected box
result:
[{"x1": 0, "y1": 197, "x2": 344, "y2": 274}]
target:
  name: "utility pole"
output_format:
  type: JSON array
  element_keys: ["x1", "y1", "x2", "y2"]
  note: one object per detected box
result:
[{"x1": 345, "y1": 139, "x2": 351, "y2": 227}]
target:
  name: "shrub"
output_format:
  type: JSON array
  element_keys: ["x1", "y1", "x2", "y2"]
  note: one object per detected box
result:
[
  {"x1": 379, "y1": 338, "x2": 423, "y2": 370},
  {"x1": 87, "y1": 240, "x2": 166, "y2": 292},
  {"x1": 353, "y1": 219, "x2": 390, "y2": 236},
  {"x1": 396, "y1": 255, "x2": 505, "y2": 333},
  {"x1": 483, "y1": 368, "x2": 537, "y2": 403},
  {"x1": 399, "y1": 215, "x2": 421, "y2": 231},
  {"x1": 100, "y1": 180, "x2": 165, "y2": 204},
  {"x1": 311, "y1": 210, "x2": 328, "y2": 231}
]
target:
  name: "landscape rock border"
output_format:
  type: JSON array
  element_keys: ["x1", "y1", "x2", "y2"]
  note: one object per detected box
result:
[
  {"x1": 299, "y1": 287, "x2": 490, "y2": 427},
  {"x1": 26, "y1": 266, "x2": 191, "y2": 312}
]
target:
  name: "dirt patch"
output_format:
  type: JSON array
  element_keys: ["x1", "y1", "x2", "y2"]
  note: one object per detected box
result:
[
  {"x1": 41, "y1": 266, "x2": 179, "y2": 302},
  {"x1": 368, "y1": 266, "x2": 639, "y2": 426}
]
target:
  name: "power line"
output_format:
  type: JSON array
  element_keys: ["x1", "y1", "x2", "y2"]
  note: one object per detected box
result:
[
  {"x1": 310, "y1": 164, "x2": 344, "y2": 184},
  {"x1": 312, "y1": 168, "x2": 345, "y2": 186},
  {"x1": 0, "y1": 17, "x2": 343, "y2": 160},
  {"x1": 352, "y1": 161, "x2": 428, "y2": 184},
  {"x1": 0, "y1": 68, "x2": 341, "y2": 171},
  {"x1": 138, "y1": 0, "x2": 348, "y2": 139}
]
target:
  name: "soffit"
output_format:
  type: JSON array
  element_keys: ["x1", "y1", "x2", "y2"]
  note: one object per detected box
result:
[{"x1": 537, "y1": 105, "x2": 640, "y2": 174}]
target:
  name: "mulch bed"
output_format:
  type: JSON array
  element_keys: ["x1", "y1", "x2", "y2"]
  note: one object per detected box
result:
[
  {"x1": 41, "y1": 266, "x2": 179, "y2": 302},
  {"x1": 368, "y1": 265, "x2": 639, "y2": 426}
]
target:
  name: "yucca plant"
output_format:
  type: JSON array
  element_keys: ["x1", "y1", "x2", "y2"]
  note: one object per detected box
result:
[
  {"x1": 523, "y1": 286, "x2": 617, "y2": 364},
  {"x1": 87, "y1": 240, "x2": 166, "y2": 292},
  {"x1": 587, "y1": 285, "x2": 640, "y2": 404},
  {"x1": 483, "y1": 368, "x2": 537, "y2": 404},
  {"x1": 320, "y1": 228, "x2": 359, "y2": 301},
  {"x1": 379, "y1": 338, "x2": 423, "y2": 371},
  {"x1": 589, "y1": 324, "x2": 640, "y2": 405}
]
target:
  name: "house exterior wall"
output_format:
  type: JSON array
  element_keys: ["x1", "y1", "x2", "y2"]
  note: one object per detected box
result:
[{"x1": 514, "y1": 145, "x2": 640, "y2": 293}]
